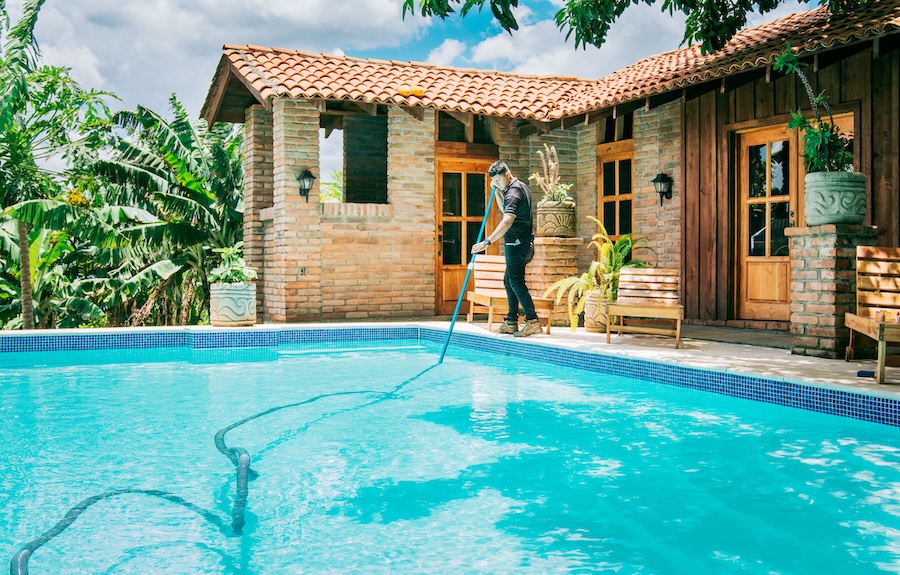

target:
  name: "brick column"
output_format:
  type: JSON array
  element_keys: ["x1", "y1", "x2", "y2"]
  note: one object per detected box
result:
[
  {"x1": 529, "y1": 237, "x2": 584, "y2": 324},
  {"x1": 785, "y1": 224, "x2": 878, "y2": 358},
  {"x1": 633, "y1": 102, "x2": 682, "y2": 271},
  {"x1": 243, "y1": 106, "x2": 273, "y2": 322},
  {"x1": 270, "y1": 99, "x2": 321, "y2": 322}
]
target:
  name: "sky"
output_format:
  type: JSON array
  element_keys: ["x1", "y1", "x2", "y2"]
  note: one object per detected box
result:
[{"x1": 5, "y1": 0, "x2": 812, "y2": 176}]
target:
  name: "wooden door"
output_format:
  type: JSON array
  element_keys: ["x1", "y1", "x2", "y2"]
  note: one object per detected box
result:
[
  {"x1": 737, "y1": 126, "x2": 798, "y2": 321},
  {"x1": 436, "y1": 159, "x2": 500, "y2": 315}
]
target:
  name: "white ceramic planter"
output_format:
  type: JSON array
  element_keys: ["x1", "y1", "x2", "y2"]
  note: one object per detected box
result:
[
  {"x1": 210, "y1": 282, "x2": 257, "y2": 326},
  {"x1": 804, "y1": 171, "x2": 867, "y2": 226}
]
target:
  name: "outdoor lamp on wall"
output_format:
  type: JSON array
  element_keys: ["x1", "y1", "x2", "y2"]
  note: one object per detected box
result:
[
  {"x1": 298, "y1": 169, "x2": 316, "y2": 202},
  {"x1": 652, "y1": 173, "x2": 674, "y2": 206}
]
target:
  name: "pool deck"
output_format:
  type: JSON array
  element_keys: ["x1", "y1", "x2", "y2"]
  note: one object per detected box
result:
[{"x1": 434, "y1": 320, "x2": 900, "y2": 399}]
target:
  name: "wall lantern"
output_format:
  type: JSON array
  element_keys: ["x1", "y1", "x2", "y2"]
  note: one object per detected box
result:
[
  {"x1": 298, "y1": 169, "x2": 316, "y2": 202},
  {"x1": 652, "y1": 173, "x2": 674, "y2": 206}
]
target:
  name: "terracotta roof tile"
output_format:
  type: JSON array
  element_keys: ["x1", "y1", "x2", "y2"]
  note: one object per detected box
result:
[
  {"x1": 202, "y1": 1, "x2": 899, "y2": 124},
  {"x1": 590, "y1": 1, "x2": 900, "y2": 108}
]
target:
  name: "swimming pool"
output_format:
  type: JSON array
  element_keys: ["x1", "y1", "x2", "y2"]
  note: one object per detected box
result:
[{"x1": 3, "y1": 328, "x2": 900, "y2": 574}]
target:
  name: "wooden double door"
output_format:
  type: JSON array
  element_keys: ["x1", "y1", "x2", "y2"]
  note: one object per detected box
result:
[{"x1": 435, "y1": 159, "x2": 500, "y2": 315}]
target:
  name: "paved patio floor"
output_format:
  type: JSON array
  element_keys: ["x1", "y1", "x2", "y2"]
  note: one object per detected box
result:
[{"x1": 432, "y1": 320, "x2": 900, "y2": 399}]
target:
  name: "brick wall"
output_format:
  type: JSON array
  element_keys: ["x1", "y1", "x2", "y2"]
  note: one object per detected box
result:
[
  {"x1": 242, "y1": 105, "x2": 273, "y2": 322},
  {"x1": 343, "y1": 114, "x2": 388, "y2": 203},
  {"x1": 785, "y1": 224, "x2": 877, "y2": 358},
  {"x1": 268, "y1": 99, "x2": 322, "y2": 322},
  {"x1": 632, "y1": 102, "x2": 682, "y2": 270},
  {"x1": 317, "y1": 107, "x2": 437, "y2": 319},
  {"x1": 529, "y1": 237, "x2": 584, "y2": 324}
]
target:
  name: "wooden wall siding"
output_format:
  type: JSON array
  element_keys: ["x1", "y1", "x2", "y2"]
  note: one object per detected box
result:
[
  {"x1": 871, "y1": 48, "x2": 900, "y2": 245},
  {"x1": 681, "y1": 40, "x2": 900, "y2": 322},
  {"x1": 683, "y1": 97, "x2": 701, "y2": 319}
]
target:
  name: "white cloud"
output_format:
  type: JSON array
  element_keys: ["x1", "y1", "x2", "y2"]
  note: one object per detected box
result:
[
  {"x1": 471, "y1": 4, "x2": 687, "y2": 80},
  {"x1": 427, "y1": 39, "x2": 467, "y2": 67},
  {"x1": 5, "y1": 0, "x2": 430, "y2": 118}
]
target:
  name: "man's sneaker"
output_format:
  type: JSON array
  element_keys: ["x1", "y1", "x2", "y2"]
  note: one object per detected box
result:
[
  {"x1": 498, "y1": 321, "x2": 519, "y2": 334},
  {"x1": 514, "y1": 319, "x2": 543, "y2": 337}
]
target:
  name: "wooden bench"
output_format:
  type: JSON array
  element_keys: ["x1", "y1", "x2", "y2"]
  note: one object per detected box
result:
[
  {"x1": 466, "y1": 254, "x2": 554, "y2": 334},
  {"x1": 844, "y1": 246, "x2": 900, "y2": 383},
  {"x1": 606, "y1": 267, "x2": 683, "y2": 348}
]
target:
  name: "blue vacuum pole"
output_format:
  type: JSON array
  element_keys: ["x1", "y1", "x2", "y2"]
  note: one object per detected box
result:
[{"x1": 438, "y1": 185, "x2": 499, "y2": 364}]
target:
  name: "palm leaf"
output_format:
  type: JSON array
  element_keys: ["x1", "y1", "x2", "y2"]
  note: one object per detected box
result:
[{"x1": 0, "y1": 0, "x2": 46, "y2": 133}]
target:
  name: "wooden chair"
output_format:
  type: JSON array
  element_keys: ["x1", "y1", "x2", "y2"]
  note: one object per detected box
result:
[
  {"x1": 844, "y1": 246, "x2": 900, "y2": 383},
  {"x1": 466, "y1": 254, "x2": 554, "y2": 334},
  {"x1": 606, "y1": 268, "x2": 683, "y2": 348}
]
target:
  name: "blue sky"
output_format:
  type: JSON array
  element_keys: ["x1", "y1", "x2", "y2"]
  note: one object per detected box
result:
[{"x1": 5, "y1": 0, "x2": 811, "y2": 175}]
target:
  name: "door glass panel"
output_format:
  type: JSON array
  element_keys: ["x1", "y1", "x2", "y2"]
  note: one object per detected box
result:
[
  {"x1": 748, "y1": 144, "x2": 766, "y2": 198},
  {"x1": 771, "y1": 141, "x2": 789, "y2": 197},
  {"x1": 442, "y1": 173, "x2": 462, "y2": 216},
  {"x1": 466, "y1": 222, "x2": 482, "y2": 258},
  {"x1": 618, "y1": 159, "x2": 632, "y2": 195},
  {"x1": 602, "y1": 162, "x2": 616, "y2": 196},
  {"x1": 748, "y1": 204, "x2": 766, "y2": 257},
  {"x1": 770, "y1": 202, "x2": 790, "y2": 256},
  {"x1": 466, "y1": 174, "x2": 486, "y2": 217},
  {"x1": 619, "y1": 200, "x2": 632, "y2": 235},
  {"x1": 442, "y1": 221, "x2": 461, "y2": 265},
  {"x1": 603, "y1": 202, "x2": 617, "y2": 235}
]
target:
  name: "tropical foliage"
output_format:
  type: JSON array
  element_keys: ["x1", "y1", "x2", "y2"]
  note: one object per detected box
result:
[
  {"x1": 402, "y1": 0, "x2": 869, "y2": 54},
  {"x1": 0, "y1": 1, "x2": 246, "y2": 330},
  {"x1": 1, "y1": 0, "x2": 123, "y2": 329},
  {"x1": 320, "y1": 169, "x2": 344, "y2": 203},
  {"x1": 773, "y1": 44, "x2": 854, "y2": 173},
  {"x1": 209, "y1": 242, "x2": 257, "y2": 284},
  {"x1": 544, "y1": 217, "x2": 649, "y2": 330}
]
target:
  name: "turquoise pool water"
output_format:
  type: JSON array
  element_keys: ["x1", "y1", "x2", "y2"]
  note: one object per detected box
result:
[{"x1": 3, "y1": 340, "x2": 900, "y2": 574}]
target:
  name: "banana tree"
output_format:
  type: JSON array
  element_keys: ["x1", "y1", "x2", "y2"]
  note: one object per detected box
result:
[
  {"x1": 0, "y1": 0, "x2": 114, "y2": 329},
  {"x1": 94, "y1": 96, "x2": 244, "y2": 324}
]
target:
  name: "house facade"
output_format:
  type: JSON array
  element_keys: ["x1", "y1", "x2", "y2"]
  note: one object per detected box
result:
[{"x1": 201, "y1": 2, "x2": 900, "y2": 357}]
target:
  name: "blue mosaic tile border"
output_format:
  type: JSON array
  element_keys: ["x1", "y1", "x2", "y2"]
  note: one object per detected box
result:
[
  {"x1": 0, "y1": 331, "x2": 188, "y2": 352},
  {"x1": 420, "y1": 328, "x2": 900, "y2": 428},
  {"x1": 2, "y1": 325, "x2": 898, "y2": 428},
  {"x1": 0, "y1": 326, "x2": 421, "y2": 353}
]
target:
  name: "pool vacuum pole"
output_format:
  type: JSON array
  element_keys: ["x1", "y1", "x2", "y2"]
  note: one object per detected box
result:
[{"x1": 438, "y1": 184, "x2": 499, "y2": 364}]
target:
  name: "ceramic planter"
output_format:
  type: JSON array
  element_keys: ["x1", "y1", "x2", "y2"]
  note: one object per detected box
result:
[
  {"x1": 804, "y1": 171, "x2": 867, "y2": 226},
  {"x1": 535, "y1": 200, "x2": 577, "y2": 237},
  {"x1": 210, "y1": 282, "x2": 257, "y2": 326},
  {"x1": 583, "y1": 289, "x2": 607, "y2": 332}
]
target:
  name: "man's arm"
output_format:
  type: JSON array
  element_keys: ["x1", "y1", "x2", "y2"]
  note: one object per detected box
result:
[{"x1": 471, "y1": 213, "x2": 515, "y2": 254}]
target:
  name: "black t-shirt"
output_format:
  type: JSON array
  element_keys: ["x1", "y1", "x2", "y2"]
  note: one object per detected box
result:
[{"x1": 503, "y1": 179, "x2": 533, "y2": 243}]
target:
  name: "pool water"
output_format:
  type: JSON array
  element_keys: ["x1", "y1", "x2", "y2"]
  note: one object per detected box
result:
[{"x1": 2, "y1": 340, "x2": 900, "y2": 574}]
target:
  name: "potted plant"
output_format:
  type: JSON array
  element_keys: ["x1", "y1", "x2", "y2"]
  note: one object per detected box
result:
[
  {"x1": 209, "y1": 242, "x2": 258, "y2": 327},
  {"x1": 544, "y1": 217, "x2": 649, "y2": 331},
  {"x1": 529, "y1": 144, "x2": 577, "y2": 237},
  {"x1": 773, "y1": 44, "x2": 865, "y2": 226}
]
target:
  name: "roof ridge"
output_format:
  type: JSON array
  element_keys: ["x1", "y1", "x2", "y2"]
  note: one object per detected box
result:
[{"x1": 225, "y1": 43, "x2": 597, "y2": 84}]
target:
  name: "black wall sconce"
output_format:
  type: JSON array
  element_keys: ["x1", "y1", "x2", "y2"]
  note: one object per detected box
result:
[
  {"x1": 652, "y1": 173, "x2": 674, "y2": 206},
  {"x1": 298, "y1": 169, "x2": 316, "y2": 202}
]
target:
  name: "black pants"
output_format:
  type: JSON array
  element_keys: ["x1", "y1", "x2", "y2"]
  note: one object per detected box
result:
[{"x1": 504, "y1": 240, "x2": 537, "y2": 323}]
